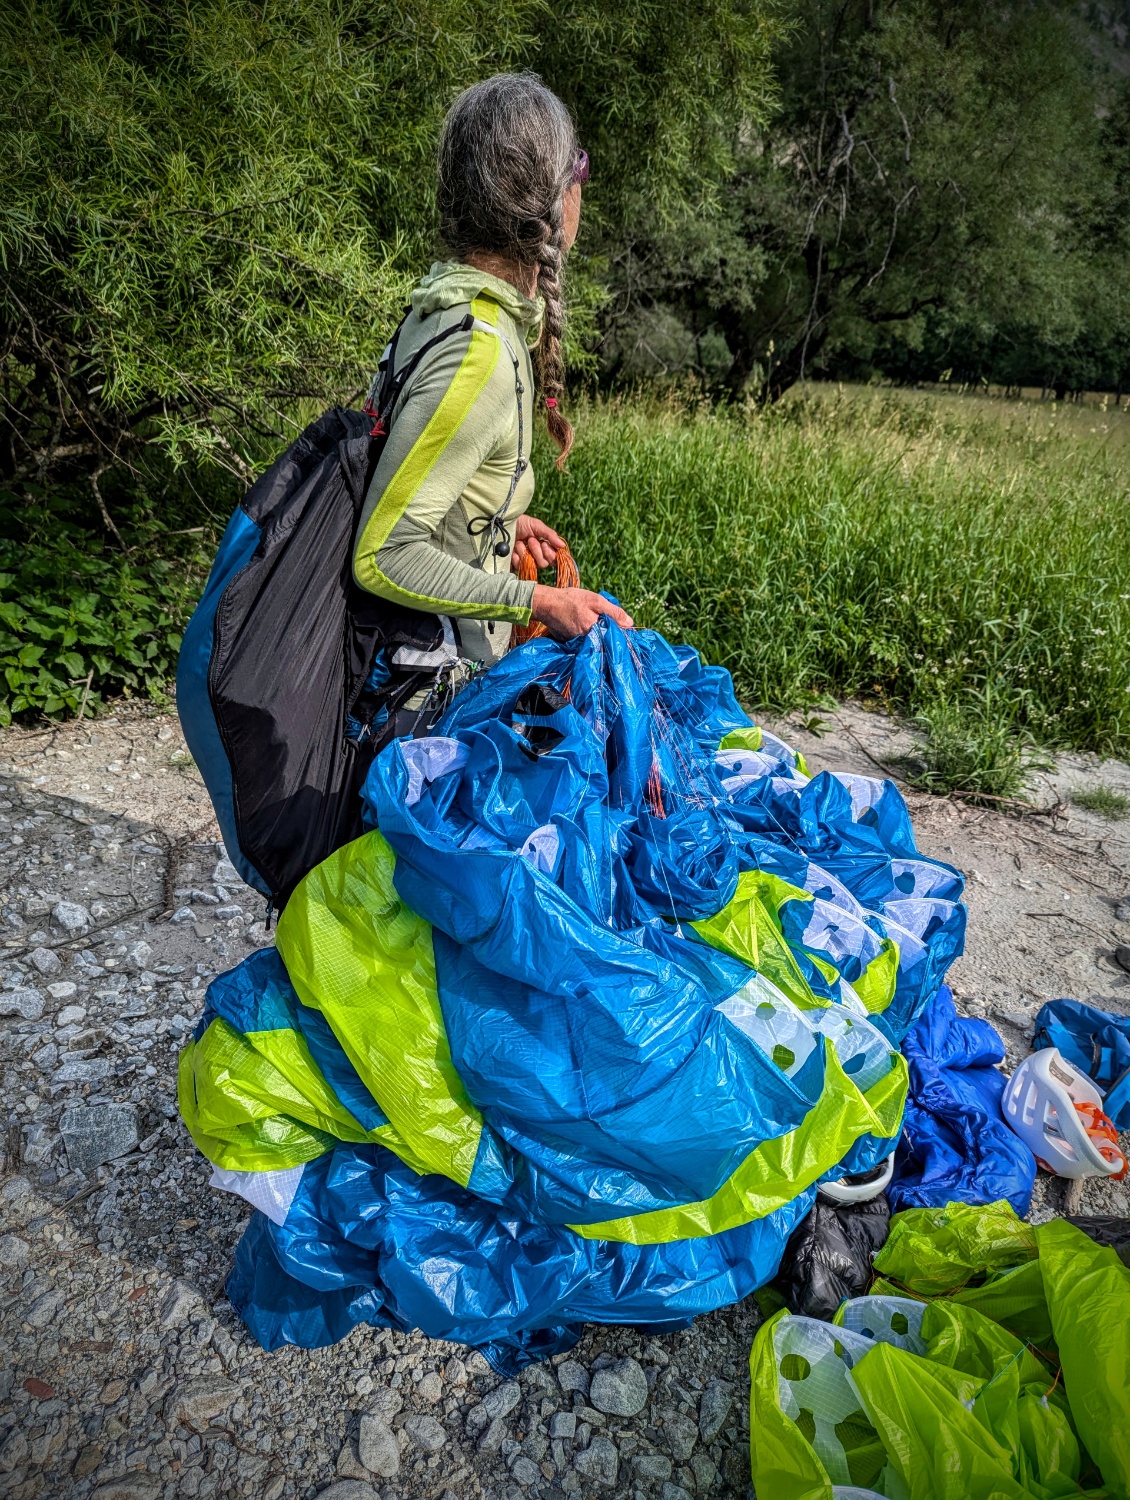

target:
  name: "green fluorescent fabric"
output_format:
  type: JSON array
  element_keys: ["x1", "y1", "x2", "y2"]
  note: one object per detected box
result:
[
  {"x1": 854, "y1": 938, "x2": 899, "y2": 1012},
  {"x1": 693, "y1": 869, "x2": 826, "y2": 1010},
  {"x1": 694, "y1": 869, "x2": 900, "y2": 1015},
  {"x1": 353, "y1": 263, "x2": 543, "y2": 669},
  {"x1": 750, "y1": 1205, "x2": 1130, "y2": 1500},
  {"x1": 177, "y1": 1016, "x2": 371, "y2": 1171},
  {"x1": 719, "y1": 726, "x2": 764, "y2": 752},
  {"x1": 1037, "y1": 1218, "x2": 1130, "y2": 1498},
  {"x1": 275, "y1": 829, "x2": 487, "y2": 1187},
  {"x1": 571, "y1": 1046, "x2": 906, "y2": 1244},
  {"x1": 873, "y1": 1200, "x2": 1039, "y2": 1296}
]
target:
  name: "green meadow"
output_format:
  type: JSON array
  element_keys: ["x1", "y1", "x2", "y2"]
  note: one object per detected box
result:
[{"x1": 538, "y1": 387, "x2": 1130, "y2": 794}]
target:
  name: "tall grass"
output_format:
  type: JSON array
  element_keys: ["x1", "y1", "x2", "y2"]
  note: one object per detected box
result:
[{"x1": 537, "y1": 387, "x2": 1130, "y2": 764}]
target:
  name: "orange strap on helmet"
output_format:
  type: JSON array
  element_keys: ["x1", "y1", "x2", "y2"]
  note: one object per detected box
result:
[
  {"x1": 1074, "y1": 1101, "x2": 1129, "y2": 1180},
  {"x1": 512, "y1": 544, "x2": 579, "y2": 647}
]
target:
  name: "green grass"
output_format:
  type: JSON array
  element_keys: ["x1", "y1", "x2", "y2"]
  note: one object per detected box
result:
[
  {"x1": 3, "y1": 383, "x2": 1129, "y2": 804},
  {"x1": 1072, "y1": 786, "x2": 1130, "y2": 819},
  {"x1": 537, "y1": 387, "x2": 1130, "y2": 784}
]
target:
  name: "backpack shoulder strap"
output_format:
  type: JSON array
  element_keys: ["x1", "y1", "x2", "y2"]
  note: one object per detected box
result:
[{"x1": 363, "y1": 311, "x2": 476, "y2": 435}]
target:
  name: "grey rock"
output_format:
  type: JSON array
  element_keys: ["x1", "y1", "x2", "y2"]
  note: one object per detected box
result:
[
  {"x1": 510, "y1": 1456, "x2": 541, "y2": 1487},
  {"x1": 556, "y1": 1359, "x2": 590, "y2": 1397},
  {"x1": 477, "y1": 1416, "x2": 508, "y2": 1454},
  {"x1": 1114, "y1": 901, "x2": 1130, "y2": 926},
  {"x1": 0, "y1": 1428, "x2": 28, "y2": 1472},
  {"x1": 690, "y1": 1454, "x2": 718, "y2": 1492},
  {"x1": 52, "y1": 1055, "x2": 110, "y2": 1084},
  {"x1": 403, "y1": 1413, "x2": 447, "y2": 1453},
  {"x1": 60, "y1": 1102, "x2": 138, "y2": 1173},
  {"x1": 633, "y1": 1455, "x2": 673, "y2": 1481},
  {"x1": 0, "y1": 987, "x2": 44, "y2": 1020},
  {"x1": 483, "y1": 1379, "x2": 523, "y2": 1421},
  {"x1": 31, "y1": 1041, "x2": 58, "y2": 1070},
  {"x1": 159, "y1": 1277, "x2": 203, "y2": 1327},
  {"x1": 994, "y1": 1007, "x2": 1033, "y2": 1033},
  {"x1": 698, "y1": 1379, "x2": 733, "y2": 1443},
  {"x1": 574, "y1": 1434, "x2": 619, "y2": 1487},
  {"x1": 357, "y1": 1414, "x2": 400, "y2": 1478},
  {"x1": 165, "y1": 1375, "x2": 240, "y2": 1426},
  {"x1": 444, "y1": 1355, "x2": 467, "y2": 1386},
  {"x1": 662, "y1": 1411, "x2": 699, "y2": 1462},
  {"x1": 22, "y1": 1123, "x2": 57, "y2": 1165},
  {"x1": 418, "y1": 1370, "x2": 442, "y2": 1403},
  {"x1": 215, "y1": 905, "x2": 244, "y2": 920},
  {"x1": 25, "y1": 1288, "x2": 65, "y2": 1327},
  {"x1": 211, "y1": 1324, "x2": 238, "y2": 1367},
  {"x1": 522, "y1": 1362, "x2": 559, "y2": 1397},
  {"x1": 366, "y1": 1388, "x2": 403, "y2": 1423},
  {"x1": 661, "y1": 1486, "x2": 693, "y2": 1500},
  {"x1": 336, "y1": 1436, "x2": 370, "y2": 1482},
  {"x1": 29, "y1": 946, "x2": 62, "y2": 976},
  {"x1": 1, "y1": 1176, "x2": 31, "y2": 1203},
  {"x1": 0, "y1": 1235, "x2": 29, "y2": 1269},
  {"x1": 90, "y1": 1482, "x2": 161, "y2": 1500},
  {"x1": 549, "y1": 1411, "x2": 576, "y2": 1441},
  {"x1": 170, "y1": 906, "x2": 195, "y2": 924},
  {"x1": 52, "y1": 901, "x2": 91, "y2": 934},
  {"x1": 47, "y1": 980, "x2": 77, "y2": 999},
  {"x1": 55, "y1": 1003, "x2": 86, "y2": 1026},
  {"x1": 524, "y1": 1432, "x2": 550, "y2": 1464},
  {"x1": 126, "y1": 940, "x2": 152, "y2": 968},
  {"x1": 313, "y1": 1485, "x2": 382, "y2": 1500},
  {"x1": 590, "y1": 1357, "x2": 648, "y2": 1418}
]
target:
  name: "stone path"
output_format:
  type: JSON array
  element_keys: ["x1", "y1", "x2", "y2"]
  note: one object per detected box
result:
[{"x1": 0, "y1": 702, "x2": 1127, "y2": 1500}]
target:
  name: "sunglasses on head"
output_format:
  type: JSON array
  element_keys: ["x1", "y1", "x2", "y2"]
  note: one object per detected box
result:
[{"x1": 572, "y1": 149, "x2": 590, "y2": 185}]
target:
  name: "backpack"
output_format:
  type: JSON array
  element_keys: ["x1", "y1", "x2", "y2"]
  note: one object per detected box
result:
[{"x1": 176, "y1": 310, "x2": 523, "y2": 909}]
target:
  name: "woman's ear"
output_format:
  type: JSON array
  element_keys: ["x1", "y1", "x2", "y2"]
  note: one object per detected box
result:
[{"x1": 562, "y1": 183, "x2": 582, "y2": 252}]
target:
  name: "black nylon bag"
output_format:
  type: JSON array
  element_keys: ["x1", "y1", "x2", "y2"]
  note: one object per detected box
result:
[
  {"x1": 178, "y1": 408, "x2": 445, "y2": 909},
  {"x1": 178, "y1": 311, "x2": 494, "y2": 908}
]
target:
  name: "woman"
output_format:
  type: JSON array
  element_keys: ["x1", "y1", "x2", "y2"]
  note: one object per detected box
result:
[{"x1": 352, "y1": 72, "x2": 632, "y2": 679}]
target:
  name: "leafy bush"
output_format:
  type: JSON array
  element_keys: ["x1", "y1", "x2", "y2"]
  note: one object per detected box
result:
[{"x1": 0, "y1": 528, "x2": 210, "y2": 725}]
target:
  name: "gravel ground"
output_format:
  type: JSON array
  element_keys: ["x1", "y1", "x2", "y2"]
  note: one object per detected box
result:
[{"x1": 0, "y1": 701, "x2": 1127, "y2": 1500}]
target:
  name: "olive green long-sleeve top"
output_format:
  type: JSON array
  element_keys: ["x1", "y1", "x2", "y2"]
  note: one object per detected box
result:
[{"x1": 353, "y1": 262, "x2": 541, "y2": 668}]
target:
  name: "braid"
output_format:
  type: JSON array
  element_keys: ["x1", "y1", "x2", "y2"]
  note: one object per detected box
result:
[
  {"x1": 535, "y1": 205, "x2": 573, "y2": 469},
  {"x1": 437, "y1": 73, "x2": 578, "y2": 468}
]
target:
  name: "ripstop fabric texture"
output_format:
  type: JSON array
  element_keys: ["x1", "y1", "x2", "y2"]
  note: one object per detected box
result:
[
  {"x1": 178, "y1": 619, "x2": 970, "y2": 1370},
  {"x1": 750, "y1": 1201, "x2": 1130, "y2": 1500}
]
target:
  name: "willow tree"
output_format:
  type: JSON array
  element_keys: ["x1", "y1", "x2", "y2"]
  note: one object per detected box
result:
[{"x1": 0, "y1": 0, "x2": 783, "y2": 532}]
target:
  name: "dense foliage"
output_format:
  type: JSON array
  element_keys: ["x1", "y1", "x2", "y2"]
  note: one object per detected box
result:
[
  {"x1": 0, "y1": 0, "x2": 780, "y2": 720},
  {"x1": 605, "y1": 0, "x2": 1130, "y2": 400},
  {"x1": 3, "y1": 0, "x2": 1129, "y2": 772}
]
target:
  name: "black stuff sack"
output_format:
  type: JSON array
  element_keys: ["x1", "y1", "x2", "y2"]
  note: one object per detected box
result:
[
  {"x1": 176, "y1": 316, "x2": 483, "y2": 909},
  {"x1": 776, "y1": 1195, "x2": 891, "y2": 1320}
]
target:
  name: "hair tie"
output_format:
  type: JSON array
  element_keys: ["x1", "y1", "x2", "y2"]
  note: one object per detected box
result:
[{"x1": 545, "y1": 397, "x2": 558, "y2": 409}]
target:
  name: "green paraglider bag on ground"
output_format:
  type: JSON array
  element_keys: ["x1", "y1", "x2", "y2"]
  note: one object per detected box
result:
[{"x1": 749, "y1": 1205, "x2": 1130, "y2": 1499}]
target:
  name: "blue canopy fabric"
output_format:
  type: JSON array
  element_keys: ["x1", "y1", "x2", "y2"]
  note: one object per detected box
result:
[
  {"x1": 1034, "y1": 998, "x2": 1130, "y2": 1127},
  {"x1": 179, "y1": 620, "x2": 970, "y2": 1370},
  {"x1": 889, "y1": 985, "x2": 1037, "y2": 1216}
]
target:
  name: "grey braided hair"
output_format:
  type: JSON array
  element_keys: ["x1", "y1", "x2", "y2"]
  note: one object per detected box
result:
[{"x1": 438, "y1": 72, "x2": 577, "y2": 466}]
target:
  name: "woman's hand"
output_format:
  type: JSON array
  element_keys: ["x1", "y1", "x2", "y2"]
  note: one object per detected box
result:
[
  {"x1": 530, "y1": 584, "x2": 634, "y2": 640},
  {"x1": 512, "y1": 513, "x2": 565, "y2": 571}
]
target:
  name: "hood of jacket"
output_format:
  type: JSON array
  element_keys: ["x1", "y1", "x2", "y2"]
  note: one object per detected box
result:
[{"x1": 410, "y1": 260, "x2": 543, "y2": 335}]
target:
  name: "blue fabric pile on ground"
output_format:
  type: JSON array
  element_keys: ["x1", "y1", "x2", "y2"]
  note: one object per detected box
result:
[{"x1": 180, "y1": 621, "x2": 969, "y2": 1370}]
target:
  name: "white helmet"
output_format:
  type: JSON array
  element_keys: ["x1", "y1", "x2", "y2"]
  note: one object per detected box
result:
[
  {"x1": 817, "y1": 1151, "x2": 895, "y2": 1204},
  {"x1": 1002, "y1": 1048, "x2": 1127, "y2": 1180}
]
